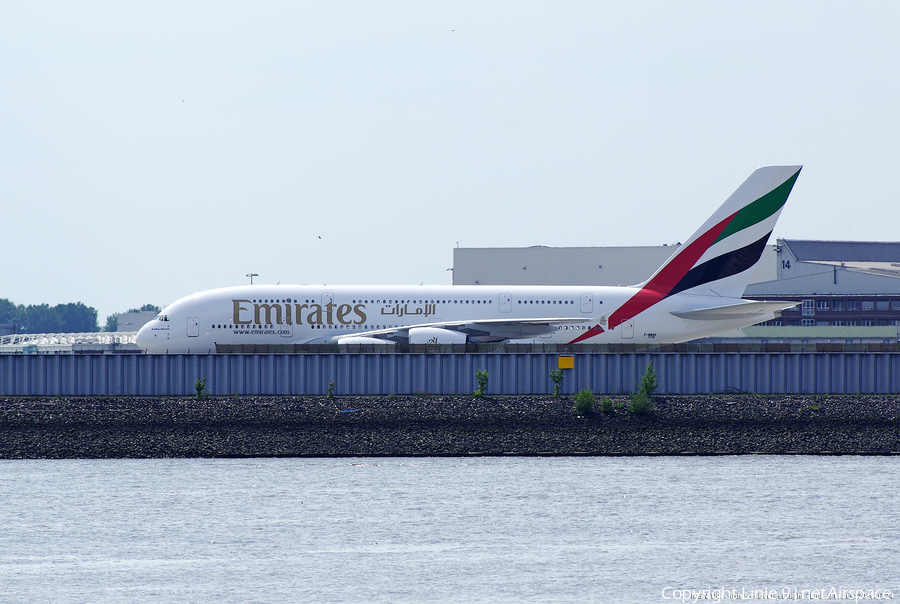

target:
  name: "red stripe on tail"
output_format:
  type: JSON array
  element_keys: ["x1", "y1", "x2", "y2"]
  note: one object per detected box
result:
[
  {"x1": 567, "y1": 324, "x2": 605, "y2": 345},
  {"x1": 608, "y1": 211, "x2": 735, "y2": 329}
]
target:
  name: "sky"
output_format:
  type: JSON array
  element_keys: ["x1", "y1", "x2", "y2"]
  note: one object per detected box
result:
[{"x1": 2, "y1": 2, "x2": 899, "y2": 323}]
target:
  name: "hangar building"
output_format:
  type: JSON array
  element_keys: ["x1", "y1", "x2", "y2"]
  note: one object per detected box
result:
[{"x1": 747, "y1": 240, "x2": 900, "y2": 328}]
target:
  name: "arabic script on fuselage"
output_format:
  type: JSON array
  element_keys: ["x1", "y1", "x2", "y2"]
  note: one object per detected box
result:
[{"x1": 379, "y1": 303, "x2": 436, "y2": 318}]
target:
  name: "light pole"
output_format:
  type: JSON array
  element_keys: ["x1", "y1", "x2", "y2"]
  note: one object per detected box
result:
[{"x1": 246, "y1": 273, "x2": 258, "y2": 285}]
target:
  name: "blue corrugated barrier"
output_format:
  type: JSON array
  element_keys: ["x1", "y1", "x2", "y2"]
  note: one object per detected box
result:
[{"x1": 2, "y1": 352, "x2": 900, "y2": 396}]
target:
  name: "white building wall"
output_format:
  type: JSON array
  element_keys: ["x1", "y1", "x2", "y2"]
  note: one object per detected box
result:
[
  {"x1": 453, "y1": 244, "x2": 777, "y2": 287},
  {"x1": 452, "y1": 246, "x2": 679, "y2": 286},
  {"x1": 745, "y1": 269, "x2": 900, "y2": 296},
  {"x1": 776, "y1": 240, "x2": 833, "y2": 279}
]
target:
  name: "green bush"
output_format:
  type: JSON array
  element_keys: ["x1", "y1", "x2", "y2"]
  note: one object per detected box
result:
[
  {"x1": 194, "y1": 376, "x2": 208, "y2": 400},
  {"x1": 627, "y1": 362, "x2": 657, "y2": 414},
  {"x1": 574, "y1": 388, "x2": 595, "y2": 415},
  {"x1": 550, "y1": 369, "x2": 564, "y2": 396},
  {"x1": 474, "y1": 370, "x2": 489, "y2": 397},
  {"x1": 639, "y1": 362, "x2": 658, "y2": 397},
  {"x1": 600, "y1": 397, "x2": 614, "y2": 413},
  {"x1": 627, "y1": 391, "x2": 654, "y2": 414}
]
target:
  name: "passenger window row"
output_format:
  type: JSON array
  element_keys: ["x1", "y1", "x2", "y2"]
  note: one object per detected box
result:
[{"x1": 352, "y1": 299, "x2": 492, "y2": 305}]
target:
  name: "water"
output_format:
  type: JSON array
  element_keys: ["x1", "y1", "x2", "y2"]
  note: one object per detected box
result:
[{"x1": 1, "y1": 456, "x2": 897, "y2": 603}]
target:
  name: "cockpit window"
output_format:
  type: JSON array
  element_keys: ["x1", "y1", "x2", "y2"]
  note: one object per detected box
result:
[{"x1": 156, "y1": 314, "x2": 170, "y2": 322}]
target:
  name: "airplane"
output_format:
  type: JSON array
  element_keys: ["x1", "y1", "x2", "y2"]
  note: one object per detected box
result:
[{"x1": 136, "y1": 165, "x2": 802, "y2": 354}]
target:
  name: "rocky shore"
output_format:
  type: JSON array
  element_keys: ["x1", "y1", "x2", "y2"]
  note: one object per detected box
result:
[{"x1": 1, "y1": 394, "x2": 899, "y2": 458}]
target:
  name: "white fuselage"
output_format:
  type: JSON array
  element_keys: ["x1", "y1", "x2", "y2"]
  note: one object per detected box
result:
[{"x1": 135, "y1": 283, "x2": 772, "y2": 353}]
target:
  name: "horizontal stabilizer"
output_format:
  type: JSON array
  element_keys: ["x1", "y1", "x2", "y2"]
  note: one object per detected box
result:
[{"x1": 669, "y1": 300, "x2": 798, "y2": 321}]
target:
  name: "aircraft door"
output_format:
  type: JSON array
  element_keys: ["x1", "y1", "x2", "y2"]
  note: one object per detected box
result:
[
  {"x1": 580, "y1": 293, "x2": 593, "y2": 313},
  {"x1": 499, "y1": 294, "x2": 511, "y2": 313},
  {"x1": 187, "y1": 317, "x2": 200, "y2": 337},
  {"x1": 620, "y1": 320, "x2": 634, "y2": 339}
]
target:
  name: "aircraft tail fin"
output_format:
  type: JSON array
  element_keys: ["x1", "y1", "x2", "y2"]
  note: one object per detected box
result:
[{"x1": 610, "y1": 165, "x2": 802, "y2": 326}]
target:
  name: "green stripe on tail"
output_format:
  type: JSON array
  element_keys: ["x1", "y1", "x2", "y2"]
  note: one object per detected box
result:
[{"x1": 713, "y1": 169, "x2": 800, "y2": 244}]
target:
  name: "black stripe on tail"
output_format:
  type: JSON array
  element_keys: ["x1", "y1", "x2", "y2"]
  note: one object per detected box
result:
[{"x1": 666, "y1": 232, "x2": 771, "y2": 298}]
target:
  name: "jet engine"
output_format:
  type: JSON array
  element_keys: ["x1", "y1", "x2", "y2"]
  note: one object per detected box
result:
[
  {"x1": 336, "y1": 336, "x2": 396, "y2": 345},
  {"x1": 408, "y1": 327, "x2": 467, "y2": 345}
]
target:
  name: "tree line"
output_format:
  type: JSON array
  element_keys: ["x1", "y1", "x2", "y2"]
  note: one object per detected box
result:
[{"x1": 0, "y1": 299, "x2": 159, "y2": 334}]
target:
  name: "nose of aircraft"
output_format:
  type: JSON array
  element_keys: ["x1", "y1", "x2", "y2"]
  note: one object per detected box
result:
[{"x1": 135, "y1": 321, "x2": 155, "y2": 353}]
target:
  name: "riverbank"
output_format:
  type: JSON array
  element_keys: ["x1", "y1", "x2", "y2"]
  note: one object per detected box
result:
[{"x1": 1, "y1": 395, "x2": 899, "y2": 458}]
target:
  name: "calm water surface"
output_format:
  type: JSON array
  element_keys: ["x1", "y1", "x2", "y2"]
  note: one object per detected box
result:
[{"x1": 1, "y1": 456, "x2": 897, "y2": 603}]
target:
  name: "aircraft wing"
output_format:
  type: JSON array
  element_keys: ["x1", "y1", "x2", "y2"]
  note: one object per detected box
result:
[
  {"x1": 333, "y1": 317, "x2": 594, "y2": 343},
  {"x1": 446, "y1": 317, "x2": 594, "y2": 340},
  {"x1": 669, "y1": 300, "x2": 798, "y2": 321}
]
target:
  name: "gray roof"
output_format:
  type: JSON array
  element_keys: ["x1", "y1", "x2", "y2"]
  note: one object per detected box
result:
[{"x1": 783, "y1": 239, "x2": 900, "y2": 262}]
